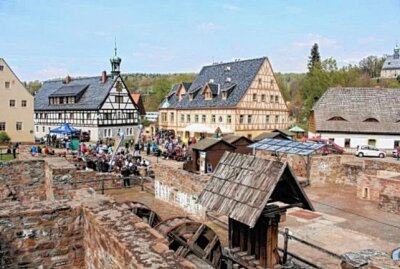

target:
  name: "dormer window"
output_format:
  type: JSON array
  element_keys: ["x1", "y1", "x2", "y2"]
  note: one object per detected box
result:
[
  {"x1": 222, "y1": 92, "x2": 228, "y2": 100},
  {"x1": 363, "y1": 118, "x2": 379, "y2": 122},
  {"x1": 226, "y1": 77, "x2": 231, "y2": 82},
  {"x1": 205, "y1": 91, "x2": 212, "y2": 100},
  {"x1": 328, "y1": 116, "x2": 347, "y2": 121},
  {"x1": 224, "y1": 66, "x2": 231, "y2": 71},
  {"x1": 189, "y1": 94, "x2": 193, "y2": 101}
]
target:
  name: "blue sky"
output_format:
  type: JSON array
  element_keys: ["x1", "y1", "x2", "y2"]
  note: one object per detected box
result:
[{"x1": 1, "y1": 0, "x2": 399, "y2": 81}]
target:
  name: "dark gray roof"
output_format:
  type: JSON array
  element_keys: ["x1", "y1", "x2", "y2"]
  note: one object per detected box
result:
[
  {"x1": 191, "y1": 138, "x2": 235, "y2": 151},
  {"x1": 382, "y1": 55, "x2": 400, "y2": 70},
  {"x1": 35, "y1": 76, "x2": 115, "y2": 111},
  {"x1": 223, "y1": 135, "x2": 252, "y2": 144},
  {"x1": 161, "y1": 57, "x2": 266, "y2": 109},
  {"x1": 49, "y1": 84, "x2": 89, "y2": 97},
  {"x1": 312, "y1": 87, "x2": 400, "y2": 134},
  {"x1": 198, "y1": 152, "x2": 313, "y2": 227},
  {"x1": 254, "y1": 132, "x2": 289, "y2": 142}
]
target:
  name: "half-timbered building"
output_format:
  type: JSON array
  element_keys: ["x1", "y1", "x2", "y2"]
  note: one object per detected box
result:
[
  {"x1": 158, "y1": 57, "x2": 289, "y2": 139},
  {"x1": 34, "y1": 53, "x2": 139, "y2": 141}
]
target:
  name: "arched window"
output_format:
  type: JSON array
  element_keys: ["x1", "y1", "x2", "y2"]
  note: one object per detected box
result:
[
  {"x1": 363, "y1": 118, "x2": 379, "y2": 122},
  {"x1": 328, "y1": 116, "x2": 347, "y2": 121}
]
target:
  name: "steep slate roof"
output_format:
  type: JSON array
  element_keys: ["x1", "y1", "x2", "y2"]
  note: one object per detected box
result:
[
  {"x1": 198, "y1": 152, "x2": 313, "y2": 228},
  {"x1": 382, "y1": 55, "x2": 400, "y2": 70},
  {"x1": 35, "y1": 76, "x2": 115, "y2": 111},
  {"x1": 131, "y1": 93, "x2": 146, "y2": 116},
  {"x1": 191, "y1": 138, "x2": 236, "y2": 151},
  {"x1": 162, "y1": 57, "x2": 266, "y2": 109},
  {"x1": 312, "y1": 87, "x2": 400, "y2": 134}
]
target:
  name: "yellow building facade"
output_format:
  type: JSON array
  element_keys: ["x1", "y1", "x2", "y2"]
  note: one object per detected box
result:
[
  {"x1": 0, "y1": 58, "x2": 34, "y2": 142},
  {"x1": 158, "y1": 57, "x2": 289, "y2": 139}
]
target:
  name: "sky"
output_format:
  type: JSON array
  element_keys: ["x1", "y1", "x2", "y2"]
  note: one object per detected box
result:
[{"x1": 0, "y1": 0, "x2": 399, "y2": 81}]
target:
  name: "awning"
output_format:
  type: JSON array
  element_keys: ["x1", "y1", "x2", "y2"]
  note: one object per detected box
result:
[
  {"x1": 211, "y1": 126, "x2": 234, "y2": 134},
  {"x1": 184, "y1": 124, "x2": 214, "y2": 133},
  {"x1": 289, "y1": 125, "x2": 305, "y2": 133},
  {"x1": 50, "y1": 123, "x2": 80, "y2": 135}
]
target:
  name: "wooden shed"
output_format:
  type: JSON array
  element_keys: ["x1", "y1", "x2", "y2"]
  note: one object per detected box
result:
[
  {"x1": 198, "y1": 152, "x2": 314, "y2": 268},
  {"x1": 223, "y1": 135, "x2": 253, "y2": 155},
  {"x1": 190, "y1": 138, "x2": 236, "y2": 174}
]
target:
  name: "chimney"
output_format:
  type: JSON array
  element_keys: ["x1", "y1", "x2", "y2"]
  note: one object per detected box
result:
[
  {"x1": 101, "y1": 71, "x2": 107, "y2": 83},
  {"x1": 64, "y1": 75, "x2": 72, "y2": 84}
]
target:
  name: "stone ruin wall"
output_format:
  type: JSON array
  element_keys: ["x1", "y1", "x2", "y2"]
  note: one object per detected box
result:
[
  {"x1": 0, "y1": 200, "x2": 84, "y2": 268},
  {"x1": 151, "y1": 162, "x2": 210, "y2": 218},
  {"x1": 0, "y1": 159, "x2": 196, "y2": 269}
]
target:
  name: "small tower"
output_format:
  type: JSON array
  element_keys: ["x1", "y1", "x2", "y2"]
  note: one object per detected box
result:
[
  {"x1": 394, "y1": 43, "x2": 399, "y2": 59},
  {"x1": 110, "y1": 40, "x2": 122, "y2": 78}
]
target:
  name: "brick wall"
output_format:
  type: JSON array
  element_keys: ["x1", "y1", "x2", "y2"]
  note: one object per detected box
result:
[
  {"x1": 0, "y1": 200, "x2": 84, "y2": 268},
  {"x1": 0, "y1": 160, "x2": 46, "y2": 202}
]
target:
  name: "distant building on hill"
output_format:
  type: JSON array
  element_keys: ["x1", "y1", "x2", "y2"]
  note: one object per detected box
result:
[
  {"x1": 0, "y1": 58, "x2": 34, "y2": 142},
  {"x1": 34, "y1": 50, "x2": 139, "y2": 141},
  {"x1": 381, "y1": 44, "x2": 400, "y2": 79},
  {"x1": 158, "y1": 57, "x2": 289, "y2": 139},
  {"x1": 309, "y1": 87, "x2": 400, "y2": 149}
]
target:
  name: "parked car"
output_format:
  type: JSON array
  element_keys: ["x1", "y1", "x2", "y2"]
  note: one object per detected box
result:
[{"x1": 355, "y1": 145, "x2": 385, "y2": 158}]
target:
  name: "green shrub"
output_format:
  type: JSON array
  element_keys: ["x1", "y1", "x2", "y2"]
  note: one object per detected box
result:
[{"x1": 0, "y1": 132, "x2": 10, "y2": 143}]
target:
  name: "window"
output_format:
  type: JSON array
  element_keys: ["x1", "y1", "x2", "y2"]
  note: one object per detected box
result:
[
  {"x1": 42, "y1": 126, "x2": 45, "y2": 132},
  {"x1": 170, "y1": 112, "x2": 174, "y2": 122},
  {"x1": 258, "y1": 78, "x2": 262, "y2": 84},
  {"x1": 205, "y1": 91, "x2": 212, "y2": 100},
  {"x1": 70, "y1": 113, "x2": 74, "y2": 119},
  {"x1": 345, "y1": 139, "x2": 351, "y2": 148},
  {"x1": 195, "y1": 115, "x2": 199, "y2": 123},
  {"x1": 9, "y1": 100, "x2": 15, "y2": 107},
  {"x1": 227, "y1": 115, "x2": 232, "y2": 124},
  {"x1": 363, "y1": 118, "x2": 379, "y2": 122},
  {"x1": 275, "y1": 96, "x2": 279, "y2": 103},
  {"x1": 127, "y1": 112, "x2": 134, "y2": 120},
  {"x1": 368, "y1": 139, "x2": 376, "y2": 147},
  {"x1": 212, "y1": 115, "x2": 216, "y2": 123},
  {"x1": 58, "y1": 113, "x2": 62, "y2": 119},
  {"x1": 395, "y1": 140, "x2": 400, "y2": 148},
  {"x1": 202, "y1": 115, "x2": 206, "y2": 123},
  {"x1": 161, "y1": 112, "x2": 167, "y2": 122},
  {"x1": 363, "y1": 187, "x2": 369, "y2": 199},
  {"x1": 261, "y1": 94, "x2": 266, "y2": 102},
  {"x1": 180, "y1": 114, "x2": 184, "y2": 122},
  {"x1": 21, "y1": 100, "x2": 27, "y2": 107},
  {"x1": 222, "y1": 92, "x2": 228, "y2": 100},
  {"x1": 104, "y1": 113, "x2": 112, "y2": 120},
  {"x1": 0, "y1": 65, "x2": 3, "y2": 71},
  {"x1": 59, "y1": 97, "x2": 64, "y2": 104},
  {"x1": 187, "y1": 114, "x2": 191, "y2": 123},
  {"x1": 252, "y1": 94, "x2": 257, "y2": 101},
  {"x1": 5, "y1": 82, "x2": 10, "y2": 88},
  {"x1": 247, "y1": 115, "x2": 252, "y2": 124},
  {"x1": 104, "y1": 129, "x2": 107, "y2": 137},
  {"x1": 328, "y1": 116, "x2": 347, "y2": 121},
  {"x1": 239, "y1": 115, "x2": 244, "y2": 124},
  {"x1": 275, "y1": 115, "x2": 279, "y2": 123},
  {"x1": 35, "y1": 126, "x2": 38, "y2": 132},
  {"x1": 219, "y1": 116, "x2": 223, "y2": 123},
  {"x1": 16, "y1": 122, "x2": 22, "y2": 131},
  {"x1": 0, "y1": 122, "x2": 5, "y2": 131},
  {"x1": 266, "y1": 115, "x2": 270, "y2": 123},
  {"x1": 87, "y1": 113, "x2": 91, "y2": 120},
  {"x1": 115, "y1": 96, "x2": 123, "y2": 103},
  {"x1": 270, "y1": 95, "x2": 274, "y2": 102}
]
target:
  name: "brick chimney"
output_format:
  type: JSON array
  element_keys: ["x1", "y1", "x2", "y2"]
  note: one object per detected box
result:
[
  {"x1": 64, "y1": 75, "x2": 72, "y2": 84},
  {"x1": 101, "y1": 71, "x2": 107, "y2": 83}
]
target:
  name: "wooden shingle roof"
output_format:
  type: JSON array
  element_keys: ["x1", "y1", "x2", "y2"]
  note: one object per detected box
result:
[
  {"x1": 312, "y1": 87, "x2": 400, "y2": 134},
  {"x1": 198, "y1": 152, "x2": 313, "y2": 228},
  {"x1": 191, "y1": 138, "x2": 236, "y2": 151}
]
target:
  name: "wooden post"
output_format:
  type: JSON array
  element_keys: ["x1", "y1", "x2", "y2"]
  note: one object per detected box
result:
[
  {"x1": 259, "y1": 219, "x2": 267, "y2": 267},
  {"x1": 254, "y1": 222, "x2": 260, "y2": 259},
  {"x1": 247, "y1": 227, "x2": 255, "y2": 255}
]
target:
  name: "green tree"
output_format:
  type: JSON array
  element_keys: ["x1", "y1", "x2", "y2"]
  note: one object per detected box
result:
[
  {"x1": 307, "y1": 43, "x2": 321, "y2": 72},
  {"x1": 0, "y1": 132, "x2": 10, "y2": 143},
  {"x1": 359, "y1": 56, "x2": 385, "y2": 78}
]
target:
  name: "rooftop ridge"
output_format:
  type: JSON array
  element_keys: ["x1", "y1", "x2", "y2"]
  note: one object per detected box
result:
[
  {"x1": 44, "y1": 75, "x2": 106, "y2": 83},
  {"x1": 203, "y1": 56, "x2": 267, "y2": 68}
]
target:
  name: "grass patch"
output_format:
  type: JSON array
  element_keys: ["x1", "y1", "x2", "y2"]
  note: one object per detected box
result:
[{"x1": 0, "y1": 154, "x2": 17, "y2": 161}]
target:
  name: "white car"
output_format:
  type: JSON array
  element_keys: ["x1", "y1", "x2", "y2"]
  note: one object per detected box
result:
[{"x1": 355, "y1": 145, "x2": 385, "y2": 158}]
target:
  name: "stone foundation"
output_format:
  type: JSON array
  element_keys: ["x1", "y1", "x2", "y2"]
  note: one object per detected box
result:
[{"x1": 0, "y1": 158, "x2": 197, "y2": 268}]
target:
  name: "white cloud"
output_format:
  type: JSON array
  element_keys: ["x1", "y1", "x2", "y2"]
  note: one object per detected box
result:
[
  {"x1": 222, "y1": 4, "x2": 240, "y2": 11},
  {"x1": 293, "y1": 34, "x2": 340, "y2": 49},
  {"x1": 197, "y1": 22, "x2": 223, "y2": 33},
  {"x1": 358, "y1": 36, "x2": 384, "y2": 45}
]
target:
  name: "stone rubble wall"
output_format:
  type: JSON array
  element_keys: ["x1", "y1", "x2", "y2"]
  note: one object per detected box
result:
[
  {"x1": 72, "y1": 189, "x2": 195, "y2": 269},
  {"x1": 0, "y1": 160, "x2": 46, "y2": 202},
  {"x1": 151, "y1": 162, "x2": 210, "y2": 218},
  {"x1": 0, "y1": 200, "x2": 84, "y2": 268}
]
